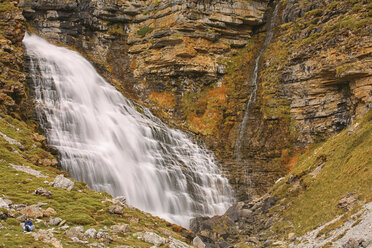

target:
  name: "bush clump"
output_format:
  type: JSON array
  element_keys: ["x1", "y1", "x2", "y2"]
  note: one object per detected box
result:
[{"x1": 137, "y1": 26, "x2": 154, "y2": 37}]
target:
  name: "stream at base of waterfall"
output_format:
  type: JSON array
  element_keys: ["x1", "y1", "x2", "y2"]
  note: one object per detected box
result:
[{"x1": 23, "y1": 33, "x2": 234, "y2": 227}]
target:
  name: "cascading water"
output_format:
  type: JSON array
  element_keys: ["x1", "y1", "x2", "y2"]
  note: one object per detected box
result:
[
  {"x1": 235, "y1": 1, "x2": 281, "y2": 159},
  {"x1": 23, "y1": 34, "x2": 234, "y2": 227}
]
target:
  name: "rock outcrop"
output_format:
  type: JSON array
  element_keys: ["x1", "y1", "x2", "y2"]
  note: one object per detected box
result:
[{"x1": 18, "y1": 0, "x2": 371, "y2": 200}]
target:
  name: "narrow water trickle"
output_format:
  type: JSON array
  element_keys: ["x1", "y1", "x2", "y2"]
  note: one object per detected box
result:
[
  {"x1": 23, "y1": 34, "x2": 234, "y2": 227},
  {"x1": 235, "y1": 1, "x2": 281, "y2": 160}
]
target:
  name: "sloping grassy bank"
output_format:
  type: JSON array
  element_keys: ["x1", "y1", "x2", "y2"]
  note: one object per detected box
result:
[
  {"x1": 268, "y1": 110, "x2": 372, "y2": 240},
  {"x1": 0, "y1": 114, "x2": 190, "y2": 247}
]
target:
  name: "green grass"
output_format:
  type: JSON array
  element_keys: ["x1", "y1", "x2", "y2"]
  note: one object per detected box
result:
[
  {"x1": 271, "y1": 111, "x2": 372, "y2": 237},
  {"x1": 137, "y1": 26, "x2": 154, "y2": 37},
  {"x1": 0, "y1": 114, "x2": 190, "y2": 247}
]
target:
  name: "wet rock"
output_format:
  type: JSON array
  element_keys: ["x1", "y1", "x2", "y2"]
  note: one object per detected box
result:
[
  {"x1": 137, "y1": 231, "x2": 167, "y2": 246},
  {"x1": 84, "y1": 228, "x2": 97, "y2": 239},
  {"x1": 111, "y1": 224, "x2": 130, "y2": 234},
  {"x1": 52, "y1": 175, "x2": 74, "y2": 191},
  {"x1": 109, "y1": 205, "x2": 123, "y2": 215},
  {"x1": 191, "y1": 215, "x2": 236, "y2": 242},
  {"x1": 34, "y1": 187, "x2": 52, "y2": 198},
  {"x1": 224, "y1": 202, "x2": 244, "y2": 222},
  {"x1": 112, "y1": 196, "x2": 126, "y2": 206}
]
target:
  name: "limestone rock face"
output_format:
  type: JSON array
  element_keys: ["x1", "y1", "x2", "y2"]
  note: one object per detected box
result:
[
  {"x1": 0, "y1": 1, "x2": 28, "y2": 117},
  {"x1": 18, "y1": 0, "x2": 372, "y2": 199}
]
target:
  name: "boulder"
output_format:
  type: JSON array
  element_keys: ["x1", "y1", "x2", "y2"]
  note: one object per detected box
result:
[
  {"x1": 111, "y1": 224, "x2": 130, "y2": 234},
  {"x1": 52, "y1": 175, "x2": 74, "y2": 191},
  {"x1": 224, "y1": 202, "x2": 244, "y2": 221},
  {"x1": 112, "y1": 196, "x2": 126, "y2": 206},
  {"x1": 138, "y1": 232, "x2": 167, "y2": 246},
  {"x1": 34, "y1": 187, "x2": 52, "y2": 198},
  {"x1": 66, "y1": 226, "x2": 85, "y2": 240},
  {"x1": 0, "y1": 198, "x2": 10, "y2": 209},
  {"x1": 0, "y1": 211, "x2": 8, "y2": 220},
  {"x1": 48, "y1": 217, "x2": 62, "y2": 226},
  {"x1": 109, "y1": 205, "x2": 123, "y2": 215},
  {"x1": 261, "y1": 196, "x2": 278, "y2": 213},
  {"x1": 193, "y1": 236, "x2": 206, "y2": 248},
  {"x1": 84, "y1": 228, "x2": 97, "y2": 239},
  {"x1": 169, "y1": 237, "x2": 191, "y2": 248},
  {"x1": 32, "y1": 229, "x2": 63, "y2": 248},
  {"x1": 190, "y1": 215, "x2": 236, "y2": 242},
  {"x1": 20, "y1": 205, "x2": 44, "y2": 218},
  {"x1": 96, "y1": 229, "x2": 112, "y2": 243},
  {"x1": 43, "y1": 207, "x2": 57, "y2": 217},
  {"x1": 16, "y1": 214, "x2": 28, "y2": 222}
]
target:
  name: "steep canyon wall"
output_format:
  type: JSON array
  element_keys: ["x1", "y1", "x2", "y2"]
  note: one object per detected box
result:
[{"x1": 17, "y1": 0, "x2": 372, "y2": 200}]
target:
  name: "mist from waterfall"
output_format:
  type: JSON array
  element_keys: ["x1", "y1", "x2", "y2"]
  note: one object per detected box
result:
[{"x1": 23, "y1": 34, "x2": 234, "y2": 227}]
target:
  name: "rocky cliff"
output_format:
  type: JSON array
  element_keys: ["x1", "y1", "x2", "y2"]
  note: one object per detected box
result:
[
  {"x1": 1, "y1": 0, "x2": 371, "y2": 247},
  {"x1": 18, "y1": 0, "x2": 372, "y2": 201}
]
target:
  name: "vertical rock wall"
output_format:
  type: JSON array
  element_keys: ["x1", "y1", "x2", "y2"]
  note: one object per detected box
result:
[{"x1": 18, "y1": 0, "x2": 372, "y2": 200}]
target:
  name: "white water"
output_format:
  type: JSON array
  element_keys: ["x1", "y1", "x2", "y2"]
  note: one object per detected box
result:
[
  {"x1": 23, "y1": 34, "x2": 234, "y2": 227},
  {"x1": 235, "y1": 1, "x2": 281, "y2": 159}
]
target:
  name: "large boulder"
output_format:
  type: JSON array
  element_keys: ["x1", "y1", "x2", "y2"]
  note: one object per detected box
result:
[
  {"x1": 48, "y1": 217, "x2": 62, "y2": 226},
  {"x1": 20, "y1": 205, "x2": 44, "y2": 218},
  {"x1": 190, "y1": 215, "x2": 237, "y2": 242},
  {"x1": 169, "y1": 237, "x2": 192, "y2": 248},
  {"x1": 193, "y1": 236, "x2": 206, "y2": 248},
  {"x1": 96, "y1": 229, "x2": 112, "y2": 243},
  {"x1": 0, "y1": 198, "x2": 10, "y2": 209},
  {"x1": 66, "y1": 226, "x2": 85, "y2": 240},
  {"x1": 84, "y1": 228, "x2": 97, "y2": 239},
  {"x1": 137, "y1": 231, "x2": 167, "y2": 246},
  {"x1": 52, "y1": 175, "x2": 74, "y2": 191}
]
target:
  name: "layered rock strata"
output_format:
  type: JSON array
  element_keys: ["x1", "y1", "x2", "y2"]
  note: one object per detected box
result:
[{"x1": 18, "y1": 0, "x2": 372, "y2": 200}]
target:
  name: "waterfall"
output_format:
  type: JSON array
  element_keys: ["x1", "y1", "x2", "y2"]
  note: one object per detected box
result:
[
  {"x1": 235, "y1": 1, "x2": 281, "y2": 159},
  {"x1": 23, "y1": 34, "x2": 234, "y2": 227}
]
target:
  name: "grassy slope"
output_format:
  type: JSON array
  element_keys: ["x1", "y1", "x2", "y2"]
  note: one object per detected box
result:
[
  {"x1": 0, "y1": 114, "x2": 189, "y2": 247},
  {"x1": 269, "y1": 110, "x2": 372, "y2": 239}
]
